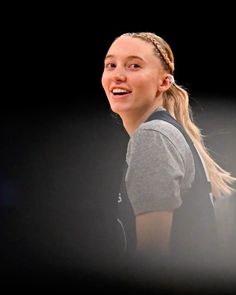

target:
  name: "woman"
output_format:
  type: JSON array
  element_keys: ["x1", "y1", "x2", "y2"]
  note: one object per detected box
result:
[{"x1": 101, "y1": 32, "x2": 236, "y2": 266}]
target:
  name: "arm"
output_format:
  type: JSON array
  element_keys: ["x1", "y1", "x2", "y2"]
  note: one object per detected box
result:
[
  {"x1": 136, "y1": 210, "x2": 173, "y2": 259},
  {"x1": 126, "y1": 127, "x2": 189, "y2": 259}
]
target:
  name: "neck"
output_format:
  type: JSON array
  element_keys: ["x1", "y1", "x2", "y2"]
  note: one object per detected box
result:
[{"x1": 120, "y1": 104, "x2": 163, "y2": 136}]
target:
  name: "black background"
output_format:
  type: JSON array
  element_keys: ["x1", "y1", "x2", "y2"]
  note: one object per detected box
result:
[{"x1": 1, "y1": 4, "x2": 236, "y2": 292}]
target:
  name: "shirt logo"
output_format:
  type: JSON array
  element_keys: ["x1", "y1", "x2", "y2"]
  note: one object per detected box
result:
[{"x1": 118, "y1": 193, "x2": 122, "y2": 203}]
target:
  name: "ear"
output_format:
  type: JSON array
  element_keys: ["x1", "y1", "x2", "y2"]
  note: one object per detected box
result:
[{"x1": 159, "y1": 74, "x2": 174, "y2": 92}]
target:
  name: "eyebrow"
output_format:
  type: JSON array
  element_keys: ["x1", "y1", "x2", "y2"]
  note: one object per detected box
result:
[{"x1": 104, "y1": 55, "x2": 144, "y2": 61}]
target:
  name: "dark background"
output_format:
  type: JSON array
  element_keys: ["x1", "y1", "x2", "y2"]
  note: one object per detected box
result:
[{"x1": 1, "y1": 4, "x2": 236, "y2": 292}]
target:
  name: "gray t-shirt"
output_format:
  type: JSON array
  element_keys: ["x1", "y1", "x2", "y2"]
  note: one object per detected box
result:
[{"x1": 125, "y1": 118, "x2": 195, "y2": 215}]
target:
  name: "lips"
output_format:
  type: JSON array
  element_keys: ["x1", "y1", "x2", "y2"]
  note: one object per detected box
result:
[{"x1": 111, "y1": 87, "x2": 131, "y2": 95}]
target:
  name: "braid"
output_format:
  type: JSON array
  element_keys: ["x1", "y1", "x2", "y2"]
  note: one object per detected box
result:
[{"x1": 121, "y1": 32, "x2": 174, "y2": 74}]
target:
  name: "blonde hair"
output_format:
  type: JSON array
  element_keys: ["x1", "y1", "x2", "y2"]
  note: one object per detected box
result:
[{"x1": 121, "y1": 32, "x2": 236, "y2": 198}]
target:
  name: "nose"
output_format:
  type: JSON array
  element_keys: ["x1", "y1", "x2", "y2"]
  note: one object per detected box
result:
[{"x1": 111, "y1": 67, "x2": 127, "y2": 82}]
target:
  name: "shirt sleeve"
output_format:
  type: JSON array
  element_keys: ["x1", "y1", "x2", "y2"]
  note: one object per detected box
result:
[{"x1": 125, "y1": 128, "x2": 186, "y2": 215}]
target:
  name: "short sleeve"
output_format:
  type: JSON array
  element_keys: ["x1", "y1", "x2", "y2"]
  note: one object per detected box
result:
[{"x1": 125, "y1": 128, "x2": 186, "y2": 215}]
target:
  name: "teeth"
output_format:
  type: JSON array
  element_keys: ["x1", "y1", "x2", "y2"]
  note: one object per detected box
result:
[{"x1": 112, "y1": 88, "x2": 129, "y2": 94}]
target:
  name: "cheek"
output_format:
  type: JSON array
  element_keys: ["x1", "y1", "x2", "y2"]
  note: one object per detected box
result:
[
  {"x1": 101, "y1": 73, "x2": 108, "y2": 89},
  {"x1": 144, "y1": 76, "x2": 159, "y2": 92},
  {"x1": 136, "y1": 83, "x2": 158, "y2": 103},
  {"x1": 135, "y1": 77, "x2": 157, "y2": 93}
]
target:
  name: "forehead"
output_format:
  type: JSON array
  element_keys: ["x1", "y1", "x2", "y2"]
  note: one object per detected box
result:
[{"x1": 106, "y1": 36, "x2": 156, "y2": 60}]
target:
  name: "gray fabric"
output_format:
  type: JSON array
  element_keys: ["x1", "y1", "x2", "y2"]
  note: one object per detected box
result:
[{"x1": 125, "y1": 119, "x2": 195, "y2": 215}]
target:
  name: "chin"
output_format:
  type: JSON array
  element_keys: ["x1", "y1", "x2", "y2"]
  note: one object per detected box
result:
[
  {"x1": 110, "y1": 103, "x2": 131, "y2": 115},
  {"x1": 110, "y1": 108, "x2": 125, "y2": 116}
]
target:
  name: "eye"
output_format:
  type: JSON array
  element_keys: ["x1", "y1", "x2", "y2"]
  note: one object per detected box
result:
[
  {"x1": 105, "y1": 62, "x2": 116, "y2": 69},
  {"x1": 129, "y1": 64, "x2": 141, "y2": 69}
]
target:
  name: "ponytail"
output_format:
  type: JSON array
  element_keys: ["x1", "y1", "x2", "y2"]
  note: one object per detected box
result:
[{"x1": 163, "y1": 84, "x2": 236, "y2": 198}]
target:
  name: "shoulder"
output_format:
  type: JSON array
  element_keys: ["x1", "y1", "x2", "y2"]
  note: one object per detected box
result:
[
  {"x1": 127, "y1": 119, "x2": 195, "y2": 186},
  {"x1": 130, "y1": 119, "x2": 190, "y2": 157},
  {"x1": 140, "y1": 119, "x2": 184, "y2": 140}
]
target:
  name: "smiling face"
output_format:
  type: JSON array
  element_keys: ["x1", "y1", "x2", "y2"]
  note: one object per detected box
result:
[{"x1": 101, "y1": 36, "x2": 168, "y2": 117}]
